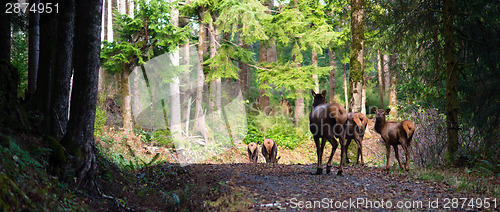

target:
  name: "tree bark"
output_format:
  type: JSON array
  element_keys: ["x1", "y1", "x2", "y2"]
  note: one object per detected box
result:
[
  {"x1": 294, "y1": 91, "x2": 304, "y2": 126},
  {"x1": 349, "y1": 0, "x2": 364, "y2": 113},
  {"x1": 28, "y1": 0, "x2": 40, "y2": 97},
  {"x1": 343, "y1": 64, "x2": 348, "y2": 111},
  {"x1": 0, "y1": 3, "x2": 10, "y2": 62},
  {"x1": 121, "y1": 67, "x2": 133, "y2": 131},
  {"x1": 444, "y1": 0, "x2": 458, "y2": 161},
  {"x1": 257, "y1": 41, "x2": 276, "y2": 115},
  {"x1": 312, "y1": 51, "x2": 319, "y2": 93},
  {"x1": 388, "y1": 53, "x2": 397, "y2": 116},
  {"x1": 169, "y1": 0, "x2": 182, "y2": 139},
  {"x1": 328, "y1": 48, "x2": 336, "y2": 104},
  {"x1": 377, "y1": 50, "x2": 384, "y2": 109},
  {"x1": 34, "y1": 6, "x2": 58, "y2": 133},
  {"x1": 50, "y1": 0, "x2": 75, "y2": 139},
  {"x1": 63, "y1": 0, "x2": 102, "y2": 188},
  {"x1": 194, "y1": 7, "x2": 206, "y2": 136},
  {"x1": 238, "y1": 40, "x2": 250, "y2": 100}
]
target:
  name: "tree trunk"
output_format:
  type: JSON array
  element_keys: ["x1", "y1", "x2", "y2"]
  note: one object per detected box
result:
[
  {"x1": 238, "y1": 37, "x2": 250, "y2": 100},
  {"x1": 0, "y1": 3, "x2": 10, "y2": 62},
  {"x1": 388, "y1": 53, "x2": 397, "y2": 116},
  {"x1": 328, "y1": 48, "x2": 336, "y2": 103},
  {"x1": 444, "y1": 0, "x2": 458, "y2": 161},
  {"x1": 194, "y1": 7, "x2": 206, "y2": 136},
  {"x1": 377, "y1": 50, "x2": 384, "y2": 109},
  {"x1": 294, "y1": 58, "x2": 303, "y2": 126},
  {"x1": 384, "y1": 54, "x2": 390, "y2": 92},
  {"x1": 349, "y1": 0, "x2": 364, "y2": 113},
  {"x1": 121, "y1": 68, "x2": 133, "y2": 131},
  {"x1": 63, "y1": 0, "x2": 102, "y2": 188},
  {"x1": 294, "y1": 91, "x2": 304, "y2": 126},
  {"x1": 312, "y1": 51, "x2": 319, "y2": 93},
  {"x1": 28, "y1": 0, "x2": 40, "y2": 97},
  {"x1": 343, "y1": 64, "x2": 348, "y2": 111},
  {"x1": 50, "y1": 0, "x2": 75, "y2": 139},
  {"x1": 257, "y1": 40, "x2": 276, "y2": 115},
  {"x1": 34, "y1": 7, "x2": 58, "y2": 132},
  {"x1": 361, "y1": 78, "x2": 366, "y2": 114},
  {"x1": 169, "y1": 0, "x2": 182, "y2": 139}
]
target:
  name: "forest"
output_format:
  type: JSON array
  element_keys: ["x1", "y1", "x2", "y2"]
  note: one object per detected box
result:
[{"x1": 0, "y1": 0, "x2": 498, "y2": 210}]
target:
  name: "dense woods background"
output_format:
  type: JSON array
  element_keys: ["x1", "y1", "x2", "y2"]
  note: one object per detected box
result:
[{"x1": 0, "y1": 0, "x2": 498, "y2": 210}]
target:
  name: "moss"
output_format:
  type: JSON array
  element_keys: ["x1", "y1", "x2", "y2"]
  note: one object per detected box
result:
[
  {"x1": 45, "y1": 136, "x2": 67, "y2": 165},
  {"x1": 0, "y1": 173, "x2": 35, "y2": 210},
  {"x1": 60, "y1": 132, "x2": 81, "y2": 158}
]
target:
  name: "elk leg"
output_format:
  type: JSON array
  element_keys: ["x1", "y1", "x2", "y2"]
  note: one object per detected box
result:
[
  {"x1": 393, "y1": 145, "x2": 403, "y2": 170},
  {"x1": 337, "y1": 135, "x2": 346, "y2": 175},
  {"x1": 344, "y1": 138, "x2": 351, "y2": 165},
  {"x1": 356, "y1": 136, "x2": 364, "y2": 165},
  {"x1": 314, "y1": 136, "x2": 324, "y2": 175},
  {"x1": 403, "y1": 145, "x2": 410, "y2": 171},
  {"x1": 325, "y1": 136, "x2": 338, "y2": 174},
  {"x1": 385, "y1": 143, "x2": 391, "y2": 170}
]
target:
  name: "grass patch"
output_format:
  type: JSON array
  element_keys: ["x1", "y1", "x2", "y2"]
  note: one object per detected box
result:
[{"x1": 413, "y1": 167, "x2": 499, "y2": 198}]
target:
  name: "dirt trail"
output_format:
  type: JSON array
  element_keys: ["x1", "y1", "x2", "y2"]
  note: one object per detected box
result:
[{"x1": 90, "y1": 120, "x2": 497, "y2": 211}]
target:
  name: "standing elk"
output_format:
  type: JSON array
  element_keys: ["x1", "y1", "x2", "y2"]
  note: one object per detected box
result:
[
  {"x1": 309, "y1": 90, "x2": 348, "y2": 175},
  {"x1": 344, "y1": 112, "x2": 368, "y2": 165},
  {"x1": 372, "y1": 108, "x2": 415, "y2": 171},
  {"x1": 262, "y1": 138, "x2": 280, "y2": 163},
  {"x1": 247, "y1": 142, "x2": 259, "y2": 163}
]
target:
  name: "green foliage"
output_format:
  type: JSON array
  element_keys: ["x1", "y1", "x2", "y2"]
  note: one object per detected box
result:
[
  {"x1": 216, "y1": 0, "x2": 270, "y2": 44},
  {"x1": 10, "y1": 31, "x2": 28, "y2": 97},
  {"x1": 204, "y1": 42, "x2": 253, "y2": 81},
  {"x1": 94, "y1": 92, "x2": 107, "y2": 137},
  {"x1": 244, "y1": 111, "x2": 307, "y2": 150},
  {"x1": 257, "y1": 63, "x2": 330, "y2": 98},
  {"x1": 101, "y1": 0, "x2": 189, "y2": 73},
  {"x1": 0, "y1": 138, "x2": 84, "y2": 211}
]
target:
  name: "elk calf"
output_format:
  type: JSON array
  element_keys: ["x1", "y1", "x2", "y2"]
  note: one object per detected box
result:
[
  {"x1": 344, "y1": 112, "x2": 368, "y2": 165},
  {"x1": 262, "y1": 139, "x2": 279, "y2": 163},
  {"x1": 372, "y1": 108, "x2": 415, "y2": 171},
  {"x1": 247, "y1": 142, "x2": 259, "y2": 163}
]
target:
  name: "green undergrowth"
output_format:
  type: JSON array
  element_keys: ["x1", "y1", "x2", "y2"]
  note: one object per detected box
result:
[
  {"x1": 412, "y1": 167, "x2": 499, "y2": 198},
  {"x1": 0, "y1": 136, "x2": 86, "y2": 211},
  {"x1": 244, "y1": 111, "x2": 309, "y2": 149}
]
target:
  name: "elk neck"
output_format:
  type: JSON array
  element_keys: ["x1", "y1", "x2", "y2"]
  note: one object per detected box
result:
[{"x1": 374, "y1": 116, "x2": 386, "y2": 134}]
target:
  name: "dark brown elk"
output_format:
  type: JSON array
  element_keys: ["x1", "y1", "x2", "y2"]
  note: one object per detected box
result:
[
  {"x1": 247, "y1": 142, "x2": 259, "y2": 163},
  {"x1": 309, "y1": 90, "x2": 348, "y2": 175},
  {"x1": 344, "y1": 112, "x2": 368, "y2": 165},
  {"x1": 262, "y1": 138, "x2": 279, "y2": 163},
  {"x1": 372, "y1": 108, "x2": 415, "y2": 171}
]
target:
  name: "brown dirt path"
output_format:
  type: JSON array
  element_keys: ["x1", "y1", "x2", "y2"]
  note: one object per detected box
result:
[{"x1": 89, "y1": 120, "x2": 498, "y2": 211}]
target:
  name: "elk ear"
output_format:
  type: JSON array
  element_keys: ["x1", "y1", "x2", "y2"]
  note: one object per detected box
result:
[
  {"x1": 371, "y1": 107, "x2": 377, "y2": 113},
  {"x1": 311, "y1": 89, "x2": 316, "y2": 96},
  {"x1": 321, "y1": 90, "x2": 327, "y2": 97},
  {"x1": 385, "y1": 109, "x2": 391, "y2": 114}
]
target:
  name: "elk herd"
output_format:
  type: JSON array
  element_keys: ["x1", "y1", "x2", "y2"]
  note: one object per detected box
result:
[{"x1": 247, "y1": 89, "x2": 416, "y2": 175}]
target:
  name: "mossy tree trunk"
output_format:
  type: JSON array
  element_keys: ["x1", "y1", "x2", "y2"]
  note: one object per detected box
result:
[
  {"x1": 312, "y1": 51, "x2": 319, "y2": 93},
  {"x1": 328, "y1": 48, "x2": 336, "y2": 104},
  {"x1": 388, "y1": 53, "x2": 397, "y2": 117},
  {"x1": 50, "y1": 0, "x2": 75, "y2": 139},
  {"x1": 444, "y1": 0, "x2": 458, "y2": 161},
  {"x1": 377, "y1": 50, "x2": 384, "y2": 109},
  {"x1": 121, "y1": 67, "x2": 133, "y2": 132},
  {"x1": 63, "y1": 0, "x2": 102, "y2": 188},
  {"x1": 349, "y1": 0, "x2": 364, "y2": 113}
]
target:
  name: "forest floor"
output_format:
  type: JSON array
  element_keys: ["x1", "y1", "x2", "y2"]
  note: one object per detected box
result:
[{"x1": 84, "y1": 120, "x2": 499, "y2": 211}]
